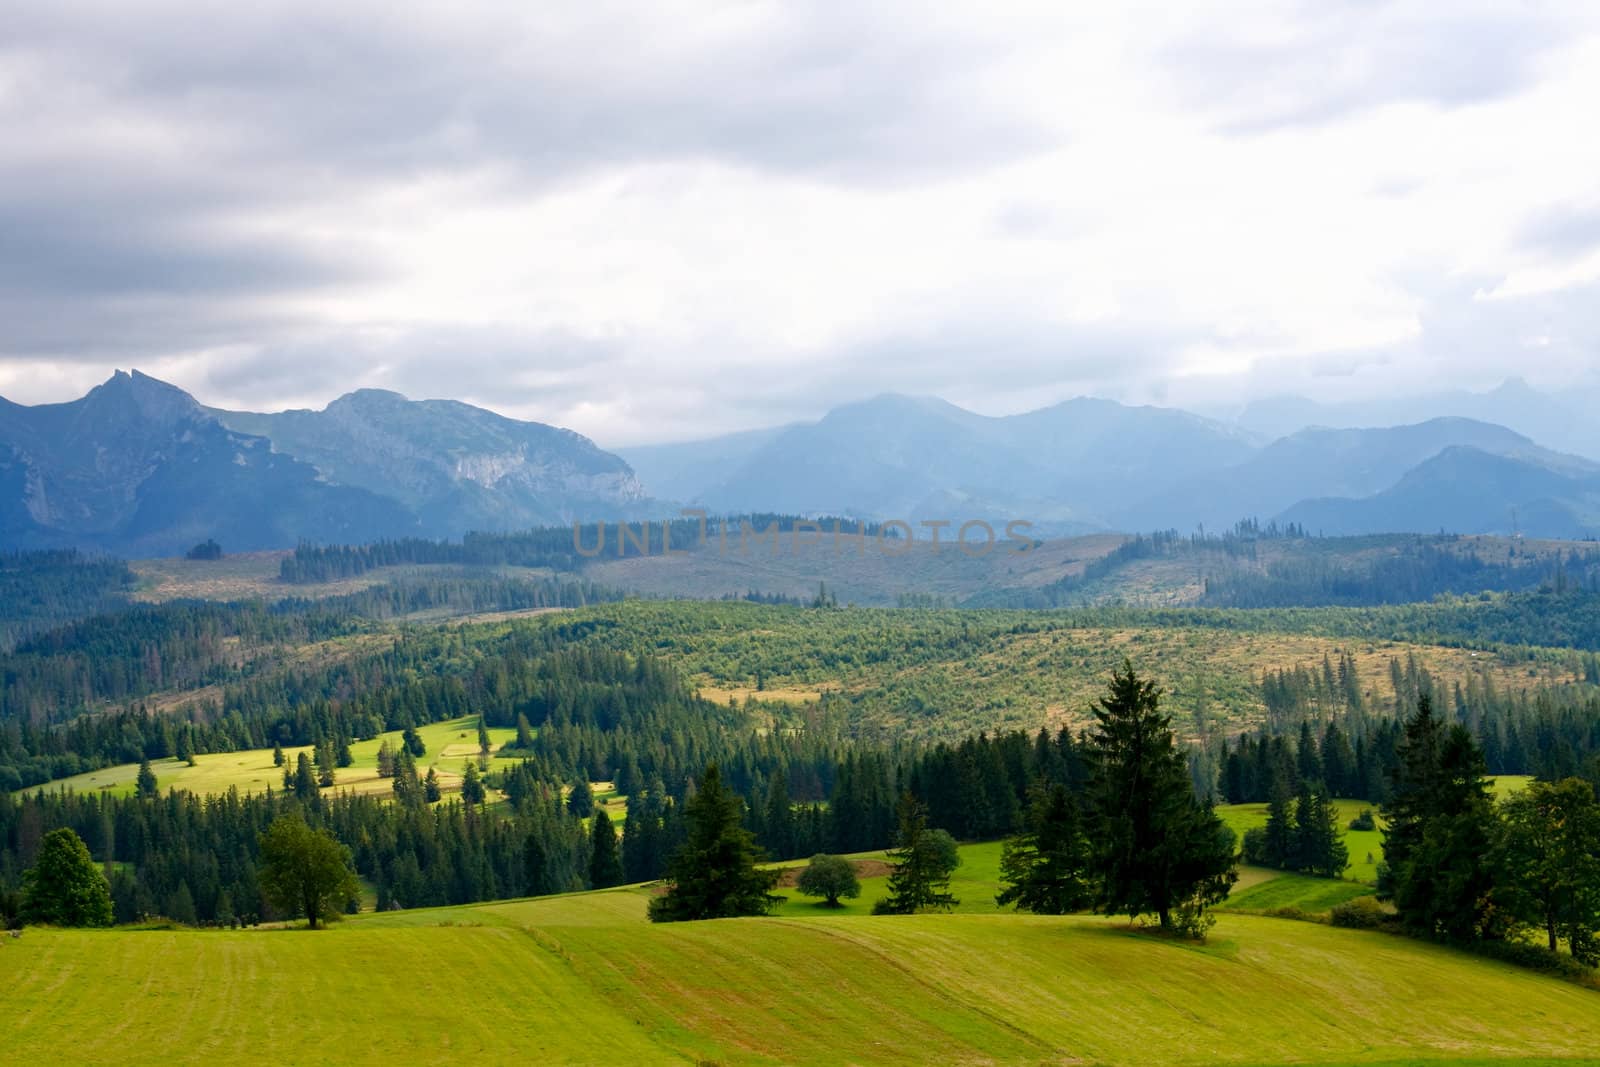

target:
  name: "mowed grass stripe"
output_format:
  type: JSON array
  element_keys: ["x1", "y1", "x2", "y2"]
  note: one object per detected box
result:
[{"x1": 8, "y1": 907, "x2": 1600, "y2": 1066}]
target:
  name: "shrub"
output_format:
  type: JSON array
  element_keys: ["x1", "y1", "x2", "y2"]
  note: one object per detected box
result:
[
  {"x1": 1329, "y1": 895, "x2": 1388, "y2": 929},
  {"x1": 1348, "y1": 809, "x2": 1376, "y2": 832}
]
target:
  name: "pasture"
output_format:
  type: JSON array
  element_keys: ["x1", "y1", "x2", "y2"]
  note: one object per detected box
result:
[{"x1": 7, "y1": 883, "x2": 1600, "y2": 1066}]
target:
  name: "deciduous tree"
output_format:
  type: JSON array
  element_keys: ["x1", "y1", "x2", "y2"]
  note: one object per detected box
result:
[
  {"x1": 22, "y1": 828, "x2": 113, "y2": 927},
  {"x1": 258, "y1": 814, "x2": 360, "y2": 929},
  {"x1": 796, "y1": 854, "x2": 860, "y2": 907}
]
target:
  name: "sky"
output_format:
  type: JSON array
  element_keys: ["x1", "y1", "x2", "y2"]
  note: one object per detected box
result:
[{"x1": 2, "y1": 0, "x2": 1599, "y2": 445}]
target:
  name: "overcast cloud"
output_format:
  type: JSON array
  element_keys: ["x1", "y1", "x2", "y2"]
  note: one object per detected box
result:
[{"x1": 2, "y1": 0, "x2": 1598, "y2": 444}]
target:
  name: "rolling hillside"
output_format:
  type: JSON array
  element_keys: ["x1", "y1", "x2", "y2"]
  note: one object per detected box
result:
[{"x1": 7, "y1": 885, "x2": 1600, "y2": 1066}]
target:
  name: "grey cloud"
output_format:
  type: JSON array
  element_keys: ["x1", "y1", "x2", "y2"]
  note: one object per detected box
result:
[
  {"x1": 1516, "y1": 203, "x2": 1600, "y2": 261},
  {"x1": 1162, "y1": 1, "x2": 1568, "y2": 135}
]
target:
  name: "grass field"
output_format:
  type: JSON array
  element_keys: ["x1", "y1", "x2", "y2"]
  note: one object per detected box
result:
[
  {"x1": 7, "y1": 877, "x2": 1600, "y2": 1066},
  {"x1": 26, "y1": 716, "x2": 522, "y2": 802}
]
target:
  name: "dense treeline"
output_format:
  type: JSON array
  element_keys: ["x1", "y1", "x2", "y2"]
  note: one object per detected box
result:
[
  {"x1": 0, "y1": 575, "x2": 624, "y2": 789},
  {"x1": 1217, "y1": 654, "x2": 1600, "y2": 808},
  {"x1": 0, "y1": 550, "x2": 135, "y2": 651},
  {"x1": 1377, "y1": 697, "x2": 1600, "y2": 966},
  {"x1": 1201, "y1": 541, "x2": 1600, "y2": 608},
  {"x1": 280, "y1": 514, "x2": 893, "y2": 582}
]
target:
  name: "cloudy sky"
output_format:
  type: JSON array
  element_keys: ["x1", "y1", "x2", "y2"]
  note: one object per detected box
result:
[{"x1": 3, "y1": 0, "x2": 1599, "y2": 445}]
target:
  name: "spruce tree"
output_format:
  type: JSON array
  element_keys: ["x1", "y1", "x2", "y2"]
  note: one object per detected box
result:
[
  {"x1": 567, "y1": 778, "x2": 595, "y2": 818},
  {"x1": 875, "y1": 792, "x2": 960, "y2": 914},
  {"x1": 649, "y1": 764, "x2": 780, "y2": 922},
  {"x1": 1294, "y1": 783, "x2": 1348, "y2": 878},
  {"x1": 996, "y1": 782, "x2": 1093, "y2": 914},
  {"x1": 1382, "y1": 696, "x2": 1499, "y2": 940},
  {"x1": 461, "y1": 762, "x2": 485, "y2": 805},
  {"x1": 1086, "y1": 661, "x2": 1237, "y2": 932},
  {"x1": 135, "y1": 758, "x2": 159, "y2": 799},
  {"x1": 589, "y1": 811, "x2": 623, "y2": 889}
]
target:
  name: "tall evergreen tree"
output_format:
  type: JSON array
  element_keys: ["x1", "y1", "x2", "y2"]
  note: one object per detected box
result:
[
  {"x1": 589, "y1": 811, "x2": 623, "y2": 889},
  {"x1": 1383, "y1": 696, "x2": 1500, "y2": 940},
  {"x1": 875, "y1": 792, "x2": 960, "y2": 914},
  {"x1": 135, "y1": 758, "x2": 159, "y2": 799},
  {"x1": 996, "y1": 782, "x2": 1093, "y2": 914},
  {"x1": 1086, "y1": 661, "x2": 1237, "y2": 931},
  {"x1": 649, "y1": 764, "x2": 780, "y2": 922},
  {"x1": 1294, "y1": 782, "x2": 1348, "y2": 879}
]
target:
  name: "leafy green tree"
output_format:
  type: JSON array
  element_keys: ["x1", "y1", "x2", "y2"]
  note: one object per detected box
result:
[
  {"x1": 135, "y1": 757, "x2": 159, "y2": 799},
  {"x1": 796, "y1": 854, "x2": 860, "y2": 907},
  {"x1": 589, "y1": 810, "x2": 623, "y2": 889},
  {"x1": 875, "y1": 793, "x2": 960, "y2": 914},
  {"x1": 1496, "y1": 778, "x2": 1600, "y2": 963},
  {"x1": 997, "y1": 782, "x2": 1093, "y2": 914},
  {"x1": 567, "y1": 778, "x2": 595, "y2": 818},
  {"x1": 1086, "y1": 661, "x2": 1237, "y2": 932},
  {"x1": 258, "y1": 814, "x2": 360, "y2": 929},
  {"x1": 649, "y1": 764, "x2": 780, "y2": 922},
  {"x1": 21, "y1": 828, "x2": 113, "y2": 927}
]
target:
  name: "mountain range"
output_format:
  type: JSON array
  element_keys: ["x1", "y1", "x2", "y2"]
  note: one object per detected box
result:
[
  {"x1": 619, "y1": 390, "x2": 1600, "y2": 540},
  {"x1": 3, "y1": 371, "x2": 1599, "y2": 556},
  {"x1": 0, "y1": 371, "x2": 646, "y2": 556}
]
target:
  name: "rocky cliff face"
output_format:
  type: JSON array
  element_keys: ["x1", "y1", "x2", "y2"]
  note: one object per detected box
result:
[
  {"x1": 0, "y1": 371, "x2": 650, "y2": 555},
  {"x1": 211, "y1": 387, "x2": 646, "y2": 534}
]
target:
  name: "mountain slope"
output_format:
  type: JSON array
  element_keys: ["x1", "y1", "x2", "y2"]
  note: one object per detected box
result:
[
  {"x1": 1238, "y1": 377, "x2": 1600, "y2": 461},
  {"x1": 0, "y1": 371, "x2": 416, "y2": 555},
  {"x1": 1280, "y1": 445, "x2": 1600, "y2": 538},
  {"x1": 681, "y1": 393, "x2": 1253, "y2": 531},
  {"x1": 211, "y1": 388, "x2": 646, "y2": 535},
  {"x1": 1118, "y1": 417, "x2": 1582, "y2": 532}
]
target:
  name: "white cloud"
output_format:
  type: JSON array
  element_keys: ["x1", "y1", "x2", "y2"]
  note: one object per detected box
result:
[{"x1": 1, "y1": 1, "x2": 1598, "y2": 444}]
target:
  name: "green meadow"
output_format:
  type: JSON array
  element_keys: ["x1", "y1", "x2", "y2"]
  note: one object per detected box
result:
[
  {"x1": 7, "y1": 877, "x2": 1600, "y2": 1066},
  {"x1": 25, "y1": 715, "x2": 522, "y2": 802}
]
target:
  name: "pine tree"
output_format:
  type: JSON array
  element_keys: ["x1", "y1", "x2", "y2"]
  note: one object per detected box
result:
[
  {"x1": 589, "y1": 811, "x2": 623, "y2": 889},
  {"x1": 376, "y1": 740, "x2": 396, "y2": 779},
  {"x1": 1086, "y1": 660, "x2": 1237, "y2": 932},
  {"x1": 272, "y1": 741, "x2": 286, "y2": 767},
  {"x1": 423, "y1": 767, "x2": 442, "y2": 803},
  {"x1": 996, "y1": 782, "x2": 1093, "y2": 914},
  {"x1": 649, "y1": 764, "x2": 780, "y2": 922}
]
